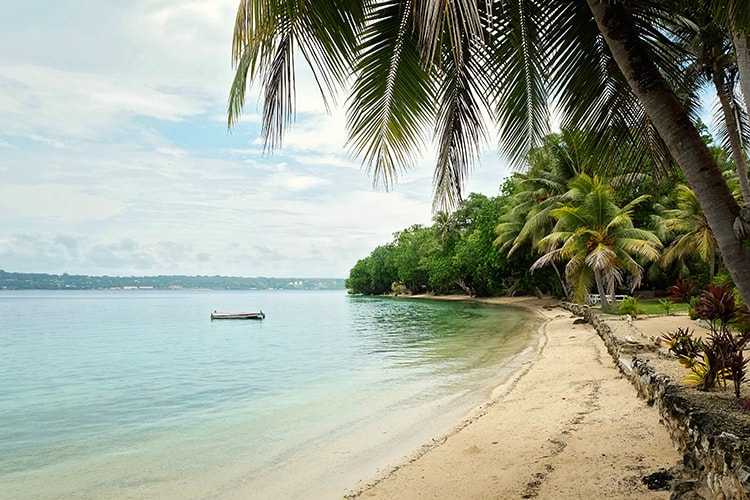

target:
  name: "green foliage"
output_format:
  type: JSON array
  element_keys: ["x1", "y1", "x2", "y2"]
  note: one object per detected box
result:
[
  {"x1": 712, "y1": 272, "x2": 736, "y2": 288},
  {"x1": 670, "y1": 285, "x2": 750, "y2": 397},
  {"x1": 530, "y1": 173, "x2": 661, "y2": 305},
  {"x1": 659, "y1": 185, "x2": 720, "y2": 281},
  {"x1": 618, "y1": 296, "x2": 645, "y2": 318},
  {"x1": 345, "y1": 244, "x2": 399, "y2": 295},
  {"x1": 689, "y1": 296, "x2": 700, "y2": 320},
  {"x1": 346, "y1": 190, "x2": 557, "y2": 297},
  {"x1": 658, "y1": 299, "x2": 675, "y2": 315},
  {"x1": 661, "y1": 327, "x2": 703, "y2": 362},
  {"x1": 343, "y1": 124, "x2": 743, "y2": 302}
]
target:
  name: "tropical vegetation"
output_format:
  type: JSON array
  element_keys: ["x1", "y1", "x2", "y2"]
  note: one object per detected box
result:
[
  {"x1": 344, "y1": 128, "x2": 742, "y2": 305},
  {"x1": 227, "y1": 0, "x2": 750, "y2": 305}
]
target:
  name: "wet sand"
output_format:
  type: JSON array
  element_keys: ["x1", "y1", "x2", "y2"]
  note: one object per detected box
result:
[{"x1": 348, "y1": 296, "x2": 682, "y2": 499}]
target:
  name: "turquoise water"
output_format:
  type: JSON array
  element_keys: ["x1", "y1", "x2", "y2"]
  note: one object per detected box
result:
[{"x1": 0, "y1": 290, "x2": 540, "y2": 499}]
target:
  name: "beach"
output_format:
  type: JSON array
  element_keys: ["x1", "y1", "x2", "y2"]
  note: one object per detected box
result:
[{"x1": 348, "y1": 296, "x2": 685, "y2": 499}]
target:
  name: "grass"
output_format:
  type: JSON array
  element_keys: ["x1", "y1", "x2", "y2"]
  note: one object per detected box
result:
[
  {"x1": 639, "y1": 299, "x2": 689, "y2": 315},
  {"x1": 600, "y1": 298, "x2": 690, "y2": 315}
]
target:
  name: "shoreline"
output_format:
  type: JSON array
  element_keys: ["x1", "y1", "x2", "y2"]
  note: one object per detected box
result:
[
  {"x1": 335, "y1": 296, "x2": 551, "y2": 498},
  {"x1": 347, "y1": 295, "x2": 682, "y2": 499}
]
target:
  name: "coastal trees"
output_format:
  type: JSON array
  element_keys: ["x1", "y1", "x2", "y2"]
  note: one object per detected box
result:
[
  {"x1": 660, "y1": 184, "x2": 720, "y2": 282},
  {"x1": 584, "y1": 1, "x2": 750, "y2": 305},
  {"x1": 229, "y1": 0, "x2": 750, "y2": 304},
  {"x1": 675, "y1": 5, "x2": 750, "y2": 204},
  {"x1": 494, "y1": 131, "x2": 595, "y2": 298},
  {"x1": 345, "y1": 244, "x2": 399, "y2": 295},
  {"x1": 529, "y1": 174, "x2": 662, "y2": 307},
  {"x1": 345, "y1": 191, "x2": 554, "y2": 297}
]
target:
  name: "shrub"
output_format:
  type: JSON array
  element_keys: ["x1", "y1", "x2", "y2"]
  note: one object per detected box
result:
[
  {"x1": 693, "y1": 284, "x2": 750, "y2": 397},
  {"x1": 618, "y1": 296, "x2": 644, "y2": 318},
  {"x1": 667, "y1": 279, "x2": 698, "y2": 303},
  {"x1": 658, "y1": 299, "x2": 675, "y2": 315},
  {"x1": 664, "y1": 286, "x2": 750, "y2": 398},
  {"x1": 689, "y1": 296, "x2": 699, "y2": 320},
  {"x1": 661, "y1": 327, "x2": 703, "y2": 363},
  {"x1": 694, "y1": 284, "x2": 740, "y2": 327}
]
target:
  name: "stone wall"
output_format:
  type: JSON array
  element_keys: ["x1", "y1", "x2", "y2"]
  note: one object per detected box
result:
[{"x1": 563, "y1": 302, "x2": 750, "y2": 500}]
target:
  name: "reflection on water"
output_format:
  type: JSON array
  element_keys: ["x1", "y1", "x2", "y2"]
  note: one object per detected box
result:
[{"x1": 0, "y1": 290, "x2": 540, "y2": 499}]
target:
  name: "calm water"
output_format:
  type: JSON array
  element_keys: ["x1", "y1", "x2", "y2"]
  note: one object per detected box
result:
[{"x1": 0, "y1": 290, "x2": 540, "y2": 499}]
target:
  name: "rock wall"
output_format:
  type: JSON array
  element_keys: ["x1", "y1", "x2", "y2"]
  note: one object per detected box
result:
[{"x1": 563, "y1": 302, "x2": 750, "y2": 500}]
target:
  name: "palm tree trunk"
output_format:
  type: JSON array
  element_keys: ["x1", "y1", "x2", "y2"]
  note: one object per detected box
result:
[
  {"x1": 608, "y1": 279, "x2": 617, "y2": 312},
  {"x1": 595, "y1": 270, "x2": 609, "y2": 309},
  {"x1": 709, "y1": 249, "x2": 716, "y2": 282},
  {"x1": 732, "y1": 30, "x2": 750, "y2": 124},
  {"x1": 586, "y1": 0, "x2": 750, "y2": 307},
  {"x1": 713, "y1": 70, "x2": 750, "y2": 204},
  {"x1": 551, "y1": 262, "x2": 570, "y2": 299}
]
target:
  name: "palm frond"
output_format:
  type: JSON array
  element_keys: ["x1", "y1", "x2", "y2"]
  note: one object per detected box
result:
[
  {"x1": 485, "y1": 0, "x2": 550, "y2": 165},
  {"x1": 412, "y1": 0, "x2": 482, "y2": 66},
  {"x1": 565, "y1": 252, "x2": 595, "y2": 303},
  {"x1": 347, "y1": 0, "x2": 435, "y2": 189},
  {"x1": 432, "y1": 19, "x2": 492, "y2": 210},
  {"x1": 229, "y1": 0, "x2": 362, "y2": 149}
]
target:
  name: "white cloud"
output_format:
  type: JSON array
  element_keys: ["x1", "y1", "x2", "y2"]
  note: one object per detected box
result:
[{"x1": 0, "y1": 0, "x2": 509, "y2": 279}]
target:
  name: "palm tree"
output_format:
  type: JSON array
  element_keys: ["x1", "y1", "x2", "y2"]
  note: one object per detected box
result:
[
  {"x1": 227, "y1": 0, "x2": 750, "y2": 305},
  {"x1": 530, "y1": 174, "x2": 662, "y2": 308},
  {"x1": 495, "y1": 131, "x2": 595, "y2": 297},
  {"x1": 674, "y1": 7, "x2": 750, "y2": 205},
  {"x1": 660, "y1": 184, "x2": 720, "y2": 281},
  {"x1": 432, "y1": 210, "x2": 459, "y2": 249},
  {"x1": 710, "y1": 0, "x2": 750, "y2": 118}
]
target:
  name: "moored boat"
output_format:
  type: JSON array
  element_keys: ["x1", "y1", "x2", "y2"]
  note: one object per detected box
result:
[{"x1": 211, "y1": 311, "x2": 265, "y2": 320}]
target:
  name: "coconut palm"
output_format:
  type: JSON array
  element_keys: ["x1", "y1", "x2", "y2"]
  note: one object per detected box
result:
[
  {"x1": 495, "y1": 131, "x2": 597, "y2": 297},
  {"x1": 661, "y1": 184, "x2": 719, "y2": 280},
  {"x1": 495, "y1": 133, "x2": 586, "y2": 253},
  {"x1": 530, "y1": 174, "x2": 662, "y2": 308},
  {"x1": 673, "y1": 6, "x2": 750, "y2": 205},
  {"x1": 432, "y1": 210, "x2": 459, "y2": 248},
  {"x1": 710, "y1": 0, "x2": 750, "y2": 115},
  {"x1": 228, "y1": 0, "x2": 750, "y2": 305}
]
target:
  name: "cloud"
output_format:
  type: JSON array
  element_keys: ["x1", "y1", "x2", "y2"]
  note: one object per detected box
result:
[{"x1": 0, "y1": 0, "x2": 511, "y2": 279}]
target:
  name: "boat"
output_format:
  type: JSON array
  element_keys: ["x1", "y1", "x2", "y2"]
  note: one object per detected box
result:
[{"x1": 210, "y1": 310, "x2": 265, "y2": 320}]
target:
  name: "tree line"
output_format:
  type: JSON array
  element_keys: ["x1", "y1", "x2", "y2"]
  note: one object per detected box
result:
[
  {"x1": 0, "y1": 270, "x2": 345, "y2": 291},
  {"x1": 345, "y1": 127, "x2": 740, "y2": 306},
  {"x1": 227, "y1": 0, "x2": 750, "y2": 307}
]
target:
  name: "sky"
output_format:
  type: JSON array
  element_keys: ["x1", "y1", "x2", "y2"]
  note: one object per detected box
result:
[{"x1": 0, "y1": 0, "x2": 512, "y2": 279}]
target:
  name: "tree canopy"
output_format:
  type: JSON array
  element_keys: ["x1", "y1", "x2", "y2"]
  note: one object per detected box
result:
[{"x1": 229, "y1": 0, "x2": 750, "y2": 304}]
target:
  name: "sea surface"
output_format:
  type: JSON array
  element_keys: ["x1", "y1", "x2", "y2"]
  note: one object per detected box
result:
[{"x1": 0, "y1": 290, "x2": 541, "y2": 499}]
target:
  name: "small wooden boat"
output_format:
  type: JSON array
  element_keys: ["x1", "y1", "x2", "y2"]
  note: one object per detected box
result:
[{"x1": 211, "y1": 311, "x2": 265, "y2": 320}]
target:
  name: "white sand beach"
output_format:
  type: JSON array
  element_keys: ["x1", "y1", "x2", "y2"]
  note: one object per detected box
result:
[{"x1": 348, "y1": 296, "x2": 685, "y2": 499}]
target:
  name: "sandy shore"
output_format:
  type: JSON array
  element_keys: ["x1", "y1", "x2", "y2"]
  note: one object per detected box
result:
[{"x1": 348, "y1": 296, "x2": 683, "y2": 499}]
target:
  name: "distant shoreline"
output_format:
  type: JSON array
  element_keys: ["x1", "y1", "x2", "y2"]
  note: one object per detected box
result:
[{"x1": 0, "y1": 270, "x2": 345, "y2": 291}]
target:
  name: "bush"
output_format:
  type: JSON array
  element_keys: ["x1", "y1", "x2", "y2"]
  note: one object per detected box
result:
[
  {"x1": 667, "y1": 278, "x2": 698, "y2": 303},
  {"x1": 658, "y1": 299, "x2": 675, "y2": 315},
  {"x1": 689, "y1": 296, "x2": 699, "y2": 320},
  {"x1": 693, "y1": 285, "x2": 750, "y2": 397},
  {"x1": 663, "y1": 285, "x2": 750, "y2": 398},
  {"x1": 618, "y1": 296, "x2": 645, "y2": 318}
]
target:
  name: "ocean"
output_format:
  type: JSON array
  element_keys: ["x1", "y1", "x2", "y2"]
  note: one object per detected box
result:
[{"x1": 0, "y1": 289, "x2": 540, "y2": 499}]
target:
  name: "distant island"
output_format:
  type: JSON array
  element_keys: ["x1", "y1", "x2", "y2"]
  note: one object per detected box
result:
[{"x1": 0, "y1": 270, "x2": 345, "y2": 291}]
